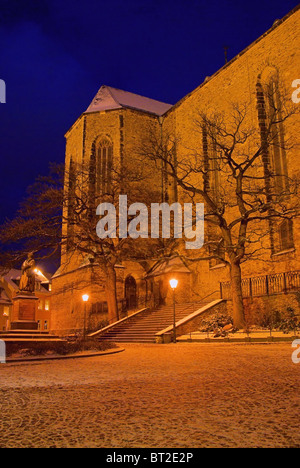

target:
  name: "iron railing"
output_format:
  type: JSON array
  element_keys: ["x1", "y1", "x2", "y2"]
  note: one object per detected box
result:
[{"x1": 220, "y1": 270, "x2": 300, "y2": 300}]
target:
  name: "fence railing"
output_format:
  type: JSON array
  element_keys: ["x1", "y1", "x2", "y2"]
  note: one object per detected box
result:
[{"x1": 220, "y1": 270, "x2": 300, "y2": 300}]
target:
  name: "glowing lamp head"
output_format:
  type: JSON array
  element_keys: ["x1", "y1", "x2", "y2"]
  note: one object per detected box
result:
[
  {"x1": 82, "y1": 294, "x2": 89, "y2": 302},
  {"x1": 169, "y1": 279, "x2": 178, "y2": 290}
]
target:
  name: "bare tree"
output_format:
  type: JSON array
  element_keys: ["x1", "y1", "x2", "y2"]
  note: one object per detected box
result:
[
  {"x1": 138, "y1": 85, "x2": 300, "y2": 328},
  {"x1": 0, "y1": 163, "x2": 64, "y2": 269},
  {"x1": 65, "y1": 159, "x2": 161, "y2": 323},
  {"x1": 0, "y1": 161, "x2": 161, "y2": 324}
]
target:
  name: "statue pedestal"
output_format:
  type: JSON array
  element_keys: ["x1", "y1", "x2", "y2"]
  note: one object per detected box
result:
[{"x1": 11, "y1": 294, "x2": 39, "y2": 330}]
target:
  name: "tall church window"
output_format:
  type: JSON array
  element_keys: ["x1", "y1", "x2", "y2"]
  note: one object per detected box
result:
[
  {"x1": 202, "y1": 126, "x2": 220, "y2": 201},
  {"x1": 278, "y1": 219, "x2": 294, "y2": 252},
  {"x1": 266, "y1": 79, "x2": 288, "y2": 194},
  {"x1": 256, "y1": 68, "x2": 292, "y2": 256},
  {"x1": 256, "y1": 69, "x2": 288, "y2": 196},
  {"x1": 96, "y1": 138, "x2": 113, "y2": 196},
  {"x1": 209, "y1": 140, "x2": 220, "y2": 202},
  {"x1": 67, "y1": 157, "x2": 76, "y2": 250}
]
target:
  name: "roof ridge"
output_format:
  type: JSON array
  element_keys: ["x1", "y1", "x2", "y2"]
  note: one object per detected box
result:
[
  {"x1": 106, "y1": 85, "x2": 172, "y2": 106},
  {"x1": 84, "y1": 84, "x2": 172, "y2": 117},
  {"x1": 103, "y1": 85, "x2": 122, "y2": 107},
  {"x1": 162, "y1": 4, "x2": 300, "y2": 117}
]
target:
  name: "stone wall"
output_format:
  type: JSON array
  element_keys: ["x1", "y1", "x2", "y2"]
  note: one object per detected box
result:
[
  {"x1": 53, "y1": 106, "x2": 163, "y2": 333},
  {"x1": 242, "y1": 291, "x2": 300, "y2": 326},
  {"x1": 51, "y1": 263, "x2": 125, "y2": 335},
  {"x1": 162, "y1": 6, "x2": 300, "y2": 299},
  {"x1": 157, "y1": 300, "x2": 229, "y2": 343}
]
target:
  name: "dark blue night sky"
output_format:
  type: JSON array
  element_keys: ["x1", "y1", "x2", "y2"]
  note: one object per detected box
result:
[{"x1": 0, "y1": 0, "x2": 298, "y2": 223}]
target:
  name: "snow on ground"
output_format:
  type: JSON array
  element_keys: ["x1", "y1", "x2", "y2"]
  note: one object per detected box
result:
[{"x1": 0, "y1": 342, "x2": 299, "y2": 448}]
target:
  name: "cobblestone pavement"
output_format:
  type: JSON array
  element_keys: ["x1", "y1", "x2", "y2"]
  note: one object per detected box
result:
[{"x1": 0, "y1": 343, "x2": 299, "y2": 448}]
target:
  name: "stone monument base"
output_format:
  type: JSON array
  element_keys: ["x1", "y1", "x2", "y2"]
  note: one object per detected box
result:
[
  {"x1": 11, "y1": 294, "x2": 39, "y2": 331},
  {"x1": 10, "y1": 321, "x2": 39, "y2": 331}
]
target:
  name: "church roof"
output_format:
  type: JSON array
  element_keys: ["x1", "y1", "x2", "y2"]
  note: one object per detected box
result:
[{"x1": 85, "y1": 85, "x2": 173, "y2": 116}]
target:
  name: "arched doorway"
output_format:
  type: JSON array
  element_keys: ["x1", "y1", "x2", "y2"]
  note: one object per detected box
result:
[{"x1": 125, "y1": 276, "x2": 137, "y2": 310}]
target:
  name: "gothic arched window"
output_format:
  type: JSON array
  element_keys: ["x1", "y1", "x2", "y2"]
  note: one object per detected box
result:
[
  {"x1": 266, "y1": 79, "x2": 288, "y2": 193},
  {"x1": 96, "y1": 138, "x2": 113, "y2": 195},
  {"x1": 278, "y1": 219, "x2": 294, "y2": 252},
  {"x1": 256, "y1": 68, "x2": 288, "y2": 195},
  {"x1": 67, "y1": 157, "x2": 76, "y2": 250},
  {"x1": 202, "y1": 125, "x2": 220, "y2": 201}
]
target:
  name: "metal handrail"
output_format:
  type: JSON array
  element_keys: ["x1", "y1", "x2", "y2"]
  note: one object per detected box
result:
[
  {"x1": 220, "y1": 270, "x2": 300, "y2": 299},
  {"x1": 183, "y1": 291, "x2": 221, "y2": 315},
  {"x1": 197, "y1": 290, "x2": 221, "y2": 303}
]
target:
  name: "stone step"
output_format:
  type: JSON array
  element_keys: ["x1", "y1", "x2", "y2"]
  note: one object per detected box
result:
[
  {"x1": 0, "y1": 334, "x2": 60, "y2": 341},
  {"x1": 106, "y1": 330, "x2": 157, "y2": 336},
  {"x1": 104, "y1": 316, "x2": 191, "y2": 330},
  {"x1": 0, "y1": 329, "x2": 50, "y2": 335},
  {"x1": 120, "y1": 325, "x2": 175, "y2": 330},
  {"x1": 2, "y1": 338, "x2": 63, "y2": 342},
  {"x1": 105, "y1": 328, "x2": 171, "y2": 335},
  {"x1": 101, "y1": 337, "x2": 155, "y2": 343},
  {"x1": 97, "y1": 301, "x2": 210, "y2": 343}
]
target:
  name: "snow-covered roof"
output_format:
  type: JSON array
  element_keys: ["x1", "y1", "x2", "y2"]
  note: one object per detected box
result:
[
  {"x1": 0, "y1": 287, "x2": 12, "y2": 305},
  {"x1": 85, "y1": 85, "x2": 173, "y2": 116},
  {"x1": 146, "y1": 256, "x2": 191, "y2": 278},
  {"x1": 3, "y1": 269, "x2": 22, "y2": 290},
  {"x1": 2, "y1": 268, "x2": 51, "y2": 290}
]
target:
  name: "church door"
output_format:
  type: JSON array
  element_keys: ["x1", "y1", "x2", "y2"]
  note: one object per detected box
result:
[{"x1": 125, "y1": 276, "x2": 137, "y2": 310}]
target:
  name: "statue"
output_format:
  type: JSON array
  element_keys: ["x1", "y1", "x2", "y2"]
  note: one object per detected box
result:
[{"x1": 19, "y1": 253, "x2": 36, "y2": 294}]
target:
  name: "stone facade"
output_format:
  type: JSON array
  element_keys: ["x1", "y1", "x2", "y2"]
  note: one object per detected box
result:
[
  {"x1": 161, "y1": 6, "x2": 300, "y2": 299},
  {"x1": 51, "y1": 6, "x2": 300, "y2": 334},
  {"x1": 51, "y1": 103, "x2": 162, "y2": 334}
]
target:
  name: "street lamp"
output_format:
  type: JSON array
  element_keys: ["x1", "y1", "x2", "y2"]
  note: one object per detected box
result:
[
  {"x1": 82, "y1": 294, "x2": 89, "y2": 343},
  {"x1": 169, "y1": 279, "x2": 178, "y2": 343}
]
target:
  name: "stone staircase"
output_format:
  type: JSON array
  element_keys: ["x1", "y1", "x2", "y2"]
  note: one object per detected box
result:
[
  {"x1": 0, "y1": 329, "x2": 63, "y2": 344},
  {"x1": 97, "y1": 301, "x2": 210, "y2": 343}
]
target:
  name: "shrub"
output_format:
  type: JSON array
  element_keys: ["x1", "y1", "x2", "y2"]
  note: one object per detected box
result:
[
  {"x1": 260, "y1": 309, "x2": 282, "y2": 330},
  {"x1": 6, "y1": 338, "x2": 117, "y2": 358},
  {"x1": 198, "y1": 312, "x2": 233, "y2": 333},
  {"x1": 256, "y1": 306, "x2": 300, "y2": 333},
  {"x1": 276, "y1": 307, "x2": 299, "y2": 334}
]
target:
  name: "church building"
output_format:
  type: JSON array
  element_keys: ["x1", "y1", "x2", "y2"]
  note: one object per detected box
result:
[{"x1": 51, "y1": 6, "x2": 300, "y2": 335}]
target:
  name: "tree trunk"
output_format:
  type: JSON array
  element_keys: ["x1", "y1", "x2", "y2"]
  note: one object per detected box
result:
[
  {"x1": 105, "y1": 264, "x2": 119, "y2": 324},
  {"x1": 230, "y1": 261, "x2": 245, "y2": 329}
]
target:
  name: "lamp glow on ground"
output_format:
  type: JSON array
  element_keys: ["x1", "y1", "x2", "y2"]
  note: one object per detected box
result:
[{"x1": 169, "y1": 279, "x2": 178, "y2": 343}]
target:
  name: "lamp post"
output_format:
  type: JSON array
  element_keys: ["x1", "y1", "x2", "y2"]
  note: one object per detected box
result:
[
  {"x1": 82, "y1": 294, "x2": 89, "y2": 344},
  {"x1": 169, "y1": 279, "x2": 178, "y2": 343}
]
